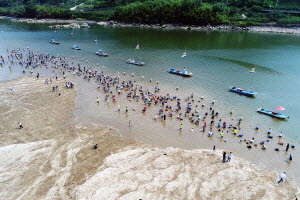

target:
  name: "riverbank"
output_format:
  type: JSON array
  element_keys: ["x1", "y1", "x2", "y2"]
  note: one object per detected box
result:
[
  {"x1": 0, "y1": 16, "x2": 96, "y2": 24},
  {"x1": 0, "y1": 76, "x2": 298, "y2": 199},
  {"x1": 2, "y1": 16, "x2": 300, "y2": 34},
  {"x1": 101, "y1": 21, "x2": 300, "y2": 34}
]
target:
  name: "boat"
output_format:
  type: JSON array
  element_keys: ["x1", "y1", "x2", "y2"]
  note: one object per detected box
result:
[
  {"x1": 229, "y1": 86, "x2": 257, "y2": 97},
  {"x1": 257, "y1": 108, "x2": 289, "y2": 119},
  {"x1": 96, "y1": 50, "x2": 109, "y2": 57},
  {"x1": 49, "y1": 39, "x2": 60, "y2": 45},
  {"x1": 81, "y1": 23, "x2": 89, "y2": 28},
  {"x1": 126, "y1": 59, "x2": 145, "y2": 66},
  {"x1": 72, "y1": 45, "x2": 81, "y2": 50},
  {"x1": 167, "y1": 69, "x2": 192, "y2": 77}
]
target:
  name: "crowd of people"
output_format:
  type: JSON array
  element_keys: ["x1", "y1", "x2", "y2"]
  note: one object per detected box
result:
[{"x1": 1, "y1": 48, "x2": 296, "y2": 184}]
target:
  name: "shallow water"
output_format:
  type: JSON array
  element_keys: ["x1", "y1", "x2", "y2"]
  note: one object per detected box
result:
[{"x1": 1, "y1": 19, "x2": 300, "y2": 183}]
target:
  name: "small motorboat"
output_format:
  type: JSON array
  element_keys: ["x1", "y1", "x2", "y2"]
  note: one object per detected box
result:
[
  {"x1": 96, "y1": 50, "x2": 109, "y2": 57},
  {"x1": 127, "y1": 59, "x2": 145, "y2": 66},
  {"x1": 49, "y1": 39, "x2": 60, "y2": 45},
  {"x1": 229, "y1": 86, "x2": 257, "y2": 97},
  {"x1": 168, "y1": 69, "x2": 192, "y2": 77},
  {"x1": 72, "y1": 45, "x2": 81, "y2": 50},
  {"x1": 257, "y1": 108, "x2": 289, "y2": 119}
]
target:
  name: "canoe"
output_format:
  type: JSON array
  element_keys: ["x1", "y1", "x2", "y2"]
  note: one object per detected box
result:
[
  {"x1": 229, "y1": 86, "x2": 257, "y2": 97},
  {"x1": 96, "y1": 50, "x2": 109, "y2": 57},
  {"x1": 127, "y1": 59, "x2": 145, "y2": 66},
  {"x1": 49, "y1": 40, "x2": 60, "y2": 45},
  {"x1": 168, "y1": 68, "x2": 192, "y2": 77},
  {"x1": 72, "y1": 45, "x2": 81, "y2": 50},
  {"x1": 257, "y1": 108, "x2": 289, "y2": 119}
]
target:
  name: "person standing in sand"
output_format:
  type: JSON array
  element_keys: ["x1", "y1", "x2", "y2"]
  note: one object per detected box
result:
[
  {"x1": 286, "y1": 143, "x2": 290, "y2": 152},
  {"x1": 227, "y1": 152, "x2": 233, "y2": 162},
  {"x1": 222, "y1": 151, "x2": 226, "y2": 163},
  {"x1": 288, "y1": 154, "x2": 292, "y2": 162},
  {"x1": 278, "y1": 172, "x2": 286, "y2": 184},
  {"x1": 18, "y1": 121, "x2": 23, "y2": 129},
  {"x1": 212, "y1": 145, "x2": 216, "y2": 155}
]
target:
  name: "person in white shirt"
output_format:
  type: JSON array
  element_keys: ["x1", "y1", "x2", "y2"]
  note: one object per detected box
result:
[
  {"x1": 278, "y1": 172, "x2": 286, "y2": 184},
  {"x1": 227, "y1": 152, "x2": 233, "y2": 162}
]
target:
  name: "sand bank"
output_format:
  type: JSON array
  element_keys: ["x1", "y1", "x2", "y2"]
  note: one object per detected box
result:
[{"x1": 0, "y1": 77, "x2": 298, "y2": 199}]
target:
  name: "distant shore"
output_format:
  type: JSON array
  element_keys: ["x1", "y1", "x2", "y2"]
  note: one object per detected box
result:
[
  {"x1": 101, "y1": 21, "x2": 300, "y2": 35},
  {"x1": 2, "y1": 16, "x2": 300, "y2": 34}
]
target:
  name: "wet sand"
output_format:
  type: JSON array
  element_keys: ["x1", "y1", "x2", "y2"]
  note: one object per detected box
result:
[
  {"x1": 0, "y1": 77, "x2": 137, "y2": 199},
  {"x1": 71, "y1": 66, "x2": 300, "y2": 185},
  {"x1": 0, "y1": 75, "x2": 298, "y2": 199}
]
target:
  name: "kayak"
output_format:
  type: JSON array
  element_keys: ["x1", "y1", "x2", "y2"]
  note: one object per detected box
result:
[
  {"x1": 49, "y1": 39, "x2": 60, "y2": 45},
  {"x1": 168, "y1": 68, "x2": 192, "y2": 77},
  {"x1": 72, "y1": 45, "x2": 81, "y2": 50},
  {"x1": 257, "y1": 108, "x2": 289, "y2": 119},
  {"x1": 229, "y1": 86, "x2": 257, "y2": 97},
  {"x1": 96, "y1": 50, "x2": 109, "y2": 57},
  {"x1": 127, "y1": 59, "x2": 145, "y2": 66}
]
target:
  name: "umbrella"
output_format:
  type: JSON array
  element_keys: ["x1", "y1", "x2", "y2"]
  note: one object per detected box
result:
[{"x1": 275, "y1": 106, "x2": 285, "y2": 111}]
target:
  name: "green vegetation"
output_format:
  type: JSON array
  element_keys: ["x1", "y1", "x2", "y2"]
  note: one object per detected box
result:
[
  {"x1": 278, "y1": 16, "x2": 300, "y2": 24},
  {"x1": 114, "y1": 0, "x2": 229, "y2": 25},
  {"x1": 0, "y1": 0, "x2": 300, "y2": 25}
]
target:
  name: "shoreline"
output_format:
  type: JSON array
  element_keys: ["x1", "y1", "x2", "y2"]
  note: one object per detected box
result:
[
  {"x1": 2, "y1": 16, "x2": 300, "y2": 34},
  {"x1": 0, "y1": 76, "x2": 298, "y2": 199}
]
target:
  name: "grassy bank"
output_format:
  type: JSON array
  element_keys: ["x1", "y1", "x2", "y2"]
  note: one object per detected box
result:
[{"x1": 1, "y1": 0, "x2": 300, "y2": 25}]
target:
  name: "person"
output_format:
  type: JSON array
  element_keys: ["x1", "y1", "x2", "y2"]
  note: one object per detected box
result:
[
  {"x1": 18, "y1": 121, "x2": 23, "y2": 129},
  {"x1": 117, "y1": 105, "x2": 121, "y2": 112},
  {"x1": 176, "y1": 86, "x2": 179, "y2": 90},
  {"x1": 230, "y1": 109, "x2": 233, "y2": 115},
  {"x1": 96, "y1": 97, "x2": 100, "y2": 104},
  {"x1": 212, "y1": 145, "x2": 216, "y2": 155},
  {"x1": 93, "y1": 144, "x2": 98, "y2": 149},
  {"x1": 220, "y1": 131, "x2": 224, "y2": 138},
  {"x1": 227, "y1": 152, "x2": 232, "y2": 162},
  {"x1": 233, "y1": 129, "x2": 237, "y2": 135},
  {"x1": 278, "y1": 172, "x2": 286, "y2": 184},
  {"x1": 222, "y1": 151, "x2": 227, "y2": 162},
  {"x1": 286, "y1": 143, "x2": 290, "y2": 152},
  {"x1": 223, "y1": 121, "x2": 227, "y2": 128},
  {"x1": 289, "y1": 154, "x2": 292, "y2": 162},
  {"x1": 279, "y1": 132, "x2": 283, "y2": 138},
  {"x1": 125, "y1": 106, "x2": 128, "y2": 113},
  {"x1": 255, "y1": 124, "x2": 260, "y2": 130},
  {"x1": 179, "y1": 124, "x2": 183, "y2": 131},
  {"x1": 267, "y1": 128, "x2": 272, "y2": 134}
]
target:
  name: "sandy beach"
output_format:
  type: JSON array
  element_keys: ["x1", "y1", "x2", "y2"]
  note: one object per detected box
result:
[{"x1": 0, "y1": 64, "x2": 299, "y2": 198}]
